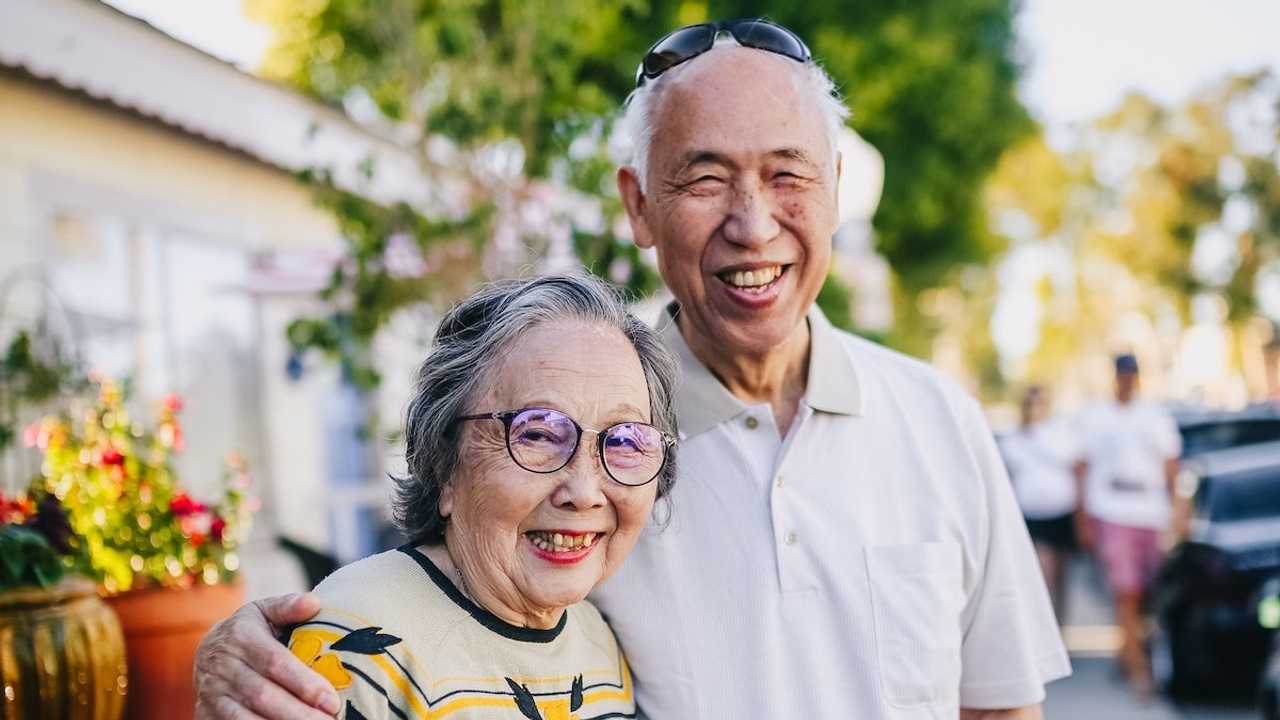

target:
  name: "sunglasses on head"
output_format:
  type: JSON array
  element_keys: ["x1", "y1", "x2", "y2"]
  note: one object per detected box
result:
[{"x1": 635, "y1": 18, "x2": 811, "y2": 87}]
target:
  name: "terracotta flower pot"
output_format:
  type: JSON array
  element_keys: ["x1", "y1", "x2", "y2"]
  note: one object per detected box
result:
[
  {"x1": 104, "y1": 580, "x2": 244, "y2": 720},
  {"x1": 0, "y1": 577, "x2": 127, "y2": 720}
]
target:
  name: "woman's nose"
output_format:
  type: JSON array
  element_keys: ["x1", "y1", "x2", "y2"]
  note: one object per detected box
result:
[{"x1": 550, "y1": 438, "x2": 609, "y2": 509}]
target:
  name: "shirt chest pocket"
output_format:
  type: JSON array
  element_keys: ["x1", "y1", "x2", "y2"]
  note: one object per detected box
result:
[{"x1": 864, "y1": 542, "x2": 964, "y2": 709}]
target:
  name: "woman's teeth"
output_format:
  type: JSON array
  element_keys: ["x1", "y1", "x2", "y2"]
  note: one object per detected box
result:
[
  {"x1": 527, "y1": 531, "x2": 599, "y2": 552},
  {"x1": 724, "y1": 266, "x2": 783, "y2": 290}
]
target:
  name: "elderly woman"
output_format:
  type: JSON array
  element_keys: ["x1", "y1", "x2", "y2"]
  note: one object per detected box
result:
[{"x1": 284, "y1": 273, "x2": 678, "y2": 719}]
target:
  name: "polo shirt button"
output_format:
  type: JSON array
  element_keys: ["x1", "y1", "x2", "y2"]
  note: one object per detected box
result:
[
  {"x1": 775, "y1": 475, "x2": 784, "y2": 487},
  {"x1": 784, "y1": 531, "x2": 798, "y2": 545},
  {"x1": 744, "y1": 416, "x2": 759, "y2": 429}
]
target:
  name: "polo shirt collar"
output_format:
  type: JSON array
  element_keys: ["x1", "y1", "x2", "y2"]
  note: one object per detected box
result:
[{"x1": 661, "y1": 304, "x2": 863, "y2": 439}]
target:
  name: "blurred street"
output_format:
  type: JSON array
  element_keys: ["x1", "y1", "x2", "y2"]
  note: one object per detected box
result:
[{"x1": 1046, "y1": 556, "x2": 1257, "y2": 720}]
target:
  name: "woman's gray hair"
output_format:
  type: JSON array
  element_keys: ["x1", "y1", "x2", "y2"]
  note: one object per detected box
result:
[
  {"x1": 617, "y1": 37, "x2": 851, "y2": 193},
  {"x1": 393, "y1": 272, "x2": 681, "y2": 544}
]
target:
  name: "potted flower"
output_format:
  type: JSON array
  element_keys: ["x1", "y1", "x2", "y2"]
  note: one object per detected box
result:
[
  {"x1": 25, "y1": 375, "x2": 256, "y2": 720},
  {"x1": 0, "y1": 489, "x2": 127, "y2": 719}
]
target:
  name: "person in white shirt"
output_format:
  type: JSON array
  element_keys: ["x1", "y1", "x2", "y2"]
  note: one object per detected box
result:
[
  {"x1": 193, "y1": 19, "x2": 1069, "y2": 720},
  {"x1": 998, "y1": 385, "x2": 1083, "y2": 622},
  {"x1": 1077, "y1": 353, "x2": 1181, "y2": 699}
]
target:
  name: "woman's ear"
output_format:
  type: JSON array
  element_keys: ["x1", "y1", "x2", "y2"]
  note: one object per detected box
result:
[{"x1": 439, "y1": 481, "x2": 454, "y2": 519}]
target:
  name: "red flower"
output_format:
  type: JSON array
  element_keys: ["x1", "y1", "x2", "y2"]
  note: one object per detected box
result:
[
  {"x1": 169, "y1": 493, "x2": 206, "y2": 517},
  {"x1": 210, "y1": 516, "x2": 227, "y2": 541},
  {"x1": 0, "y1": 491, "x2": 35, "y2": 524},
  {"x1": 101, "y1": 445, "x2": 125, "y2": 466}
]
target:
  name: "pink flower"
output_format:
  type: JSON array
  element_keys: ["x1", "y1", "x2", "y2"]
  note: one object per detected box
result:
[
  {"x1": 22, "y1": 422, "x2": 40, "y2": 449},
  {"x1": 160, "y1": 393, "x2": 183, "y2": 414}
]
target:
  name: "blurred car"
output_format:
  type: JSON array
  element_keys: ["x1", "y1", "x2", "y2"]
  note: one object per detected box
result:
[
  {"x1": 1148, "y1": 439, "x2": 1280, "y2": 697},
  {"x1": 1259, "y1": 576, "x2": 1280, "y2": 719},
  {"x1": 1175, "y1": 404, "x2": 1280, "y2": 460}
]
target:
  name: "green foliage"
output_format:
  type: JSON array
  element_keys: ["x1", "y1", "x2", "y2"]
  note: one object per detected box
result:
[
  {"x1": 0, "y1": 329, "x2": 81, "y2": 452},
  {"x1": 815, "y1": 272, "x2": 857, "y2": 333},
  {"x1": 253, "y1": 0, "x2": 1031, "y2": 375},
  {"x1": 0, "y1": 525, "x2": 67, "y2": 590}
]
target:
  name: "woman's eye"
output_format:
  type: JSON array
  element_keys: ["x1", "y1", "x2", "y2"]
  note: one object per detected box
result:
[{"x1": 515, "y1": 425, "x2": 567, "y2": 445}]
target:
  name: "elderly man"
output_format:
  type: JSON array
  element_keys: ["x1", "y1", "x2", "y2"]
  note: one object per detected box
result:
[{"x1": 195, "y1": 19, "x2": 1068, "y2": 719}]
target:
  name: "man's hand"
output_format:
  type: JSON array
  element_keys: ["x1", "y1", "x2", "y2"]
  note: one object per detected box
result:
[
  {"x1": 961, "y1": 704, "x2": 1044, "y2": 720},
  {"x1": 195, "y1": 593, "x2": 339, "y2": 720}
]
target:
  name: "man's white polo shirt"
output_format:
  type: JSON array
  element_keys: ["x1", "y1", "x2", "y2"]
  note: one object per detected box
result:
[{"x1": 589, "y1": 305, "x2": 1070, "y2": 719}]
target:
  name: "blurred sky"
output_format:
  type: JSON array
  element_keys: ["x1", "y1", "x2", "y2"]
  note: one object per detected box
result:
[{"x1": 104, "y1": 0, "x2": 1280, "y2": 139}]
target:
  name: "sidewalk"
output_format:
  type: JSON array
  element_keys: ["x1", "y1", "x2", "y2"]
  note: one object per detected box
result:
[
  {"x1": 1045, "y1": 656, "x2": 1180, "y2": 720},
  {"x1": 1042, "y1": 556, "x2": 1180, "y2": 720}
]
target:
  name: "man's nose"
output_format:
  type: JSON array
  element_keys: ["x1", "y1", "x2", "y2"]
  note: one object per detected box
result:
[{"x1": 721, "y1": 183, "x2": 780, "y2": 247}]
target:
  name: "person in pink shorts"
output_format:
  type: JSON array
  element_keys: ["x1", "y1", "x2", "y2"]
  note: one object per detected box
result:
[{"x1": 1076, "y1": 354, "x2": 1181, "y2": 699}]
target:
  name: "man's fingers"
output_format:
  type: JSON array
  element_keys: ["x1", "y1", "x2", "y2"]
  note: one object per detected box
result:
[
  {"x1": 196, "y1": 656, "x2": 336, "y2": 720},
  {"x1": 241, "y1": 623, "x2": 340, "y2": 715},
  {"x1": 195, "y1": 593, "x2": 338, "y2": 719},
  {"x1": 255, "y1": 593, "x2": 324, "y2": 631}
]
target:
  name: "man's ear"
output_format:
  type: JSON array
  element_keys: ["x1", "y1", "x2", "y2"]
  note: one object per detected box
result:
[{"x1": 617, "y1": 166, "x2": 655, "y2": 250}]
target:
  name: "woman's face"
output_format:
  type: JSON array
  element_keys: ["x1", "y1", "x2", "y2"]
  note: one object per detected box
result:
[{"x1": 440, "y1": 319, "x2": 660, "y2": 628}]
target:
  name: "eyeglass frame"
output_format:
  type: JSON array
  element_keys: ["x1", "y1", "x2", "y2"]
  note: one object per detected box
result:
[
  {"x1": 453, "y1": 407, "x2": 675, "y2": 487},
  {"x1": 635, "y1": 18, "x2": 812, "y2": 87}
]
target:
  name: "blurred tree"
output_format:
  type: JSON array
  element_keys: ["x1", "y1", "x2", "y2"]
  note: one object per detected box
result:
[
  {"x1": 985, "y1": 71, "x2": 1280, "y2": 400},
  {"x1": 247, "y1": 0, "x2": 1032, "y2": 374}
]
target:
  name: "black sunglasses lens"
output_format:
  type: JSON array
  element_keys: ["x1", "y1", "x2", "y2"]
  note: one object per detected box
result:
[
  {"x1": 641, "y1": 25, "x2": 715, "y2": 79},
  {"x1": 730, "y1": 21, "x2": 809, "y2": 62}
]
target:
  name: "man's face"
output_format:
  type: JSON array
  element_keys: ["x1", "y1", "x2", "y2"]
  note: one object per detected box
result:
[
  {"x1": 619, "y1": 46, "x2": 840, "y2": 359},
  {"x1": 1115, "y1": 371, "x2": 1138, "y2": 402}
]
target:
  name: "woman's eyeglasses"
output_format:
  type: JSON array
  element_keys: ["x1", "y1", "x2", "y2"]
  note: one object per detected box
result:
[
  {"x1": 454, "y1": 408, "x2": 673, "y2": 487},
  {"x1": 636, "y1": 18, "x2": 811, "y2": 87}
]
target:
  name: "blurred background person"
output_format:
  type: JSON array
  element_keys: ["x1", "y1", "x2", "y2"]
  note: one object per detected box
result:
[
  {"x1": 998, "y1": 385, "x2": 1082, "y2": 623},
  {"x1": 1076, "y1": 354, "x2": 1182, "y2": 700}
]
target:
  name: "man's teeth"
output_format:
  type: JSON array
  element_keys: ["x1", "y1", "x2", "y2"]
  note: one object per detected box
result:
[
  {"x1": 725, "y1": 266, "x2": 783, "y2": 290},
  {"x1": 528, "y1": 531, "x2": 599, "y2": 552}
]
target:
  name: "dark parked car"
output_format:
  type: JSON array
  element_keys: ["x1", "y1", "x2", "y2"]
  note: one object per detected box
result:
[
  {"x1": 1258, "y1": 575, "x2": 1280, "y2": 718},
  {"x1": 1176, "y1": 404, "x2": 1280, "y2": 459},
  {"x1": 1149, "y1": 439, "x2": 1280, "y2": 697}
]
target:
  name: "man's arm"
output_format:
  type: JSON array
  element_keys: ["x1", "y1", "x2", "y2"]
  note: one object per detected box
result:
[
  {"x1": 961, "y1": 704, "x2": 1044, "y2": 720},
  {"x1": 194, "y1": 593, "x2": 340, "y2": 720}
]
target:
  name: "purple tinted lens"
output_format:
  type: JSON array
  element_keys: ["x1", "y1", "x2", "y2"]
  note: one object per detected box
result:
[
  {"x1": 508, "y1": 409, "x2": 578, "y2": 471},
  {"x1": 602, "y1": 423, "x2": 666, "y2": 485}
]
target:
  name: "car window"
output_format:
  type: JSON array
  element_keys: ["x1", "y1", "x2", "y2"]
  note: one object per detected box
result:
[
  {"x1": 1181, "y1": 418, "x2": 1280, "y2": 458},
  {"x1": 1209, "y1": 467, "x2": 1280, "y2": 522}
]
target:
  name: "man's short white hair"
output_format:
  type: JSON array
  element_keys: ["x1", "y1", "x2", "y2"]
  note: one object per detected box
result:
[{"x1": 617, "y1": 38, "x2": 851, "y2": 193}]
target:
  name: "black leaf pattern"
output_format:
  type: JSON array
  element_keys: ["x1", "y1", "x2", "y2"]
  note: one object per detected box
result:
[
  {"x1": 570, "y1": 674, "x2": 584, "y2": 711},
  {"x1": 506, "y1": 677, "x2": 544, "y2": 720},
  {"x1": 331, "y1": 627, "x2": 402, "y2": 655}
]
